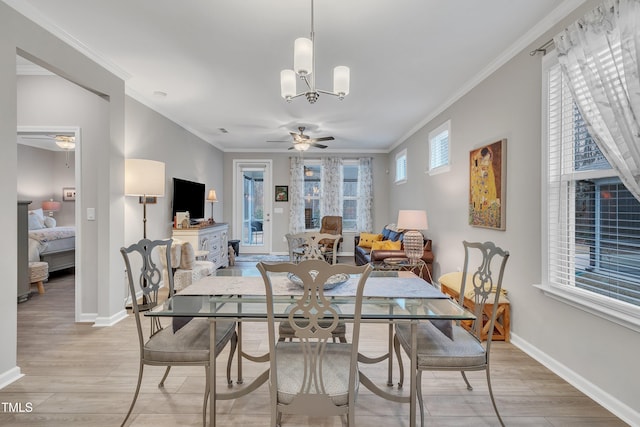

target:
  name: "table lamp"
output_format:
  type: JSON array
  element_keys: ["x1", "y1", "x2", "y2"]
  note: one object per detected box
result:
[
  {"x1": 42, "y1": 199, "x2": 61, "y2": 217},
  {"x1": 125, "y1": 159, "x2": 165, "y2": 239},
  {"x1": 396, "y1": 210, "x2": 428, "y2": 263},
  {"x1": 207, "y1": 189, "x2": 218, "y2": 223}
]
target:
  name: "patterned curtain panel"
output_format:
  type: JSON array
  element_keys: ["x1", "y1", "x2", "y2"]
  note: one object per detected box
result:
[
  {"x1": 357, "y1": 157, "x2": 374, "y2": 232},
  {"x1": 321, "y1": 157, "x2": 343, "y2": 216},
  {"x1": 555, "y1": 0, "x2": 640, "y2": 201},
  {"x1": 289, "y1": 156, "x2": 306, "y2": 233}
]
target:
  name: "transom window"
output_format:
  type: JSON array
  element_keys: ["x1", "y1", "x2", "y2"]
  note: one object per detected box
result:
[
  {"x1": 429, "y1": 120, "x2": 450, "y2": 175},
  {"x1": 395, "y1": 149, "x2": 407, "y2": 184}
]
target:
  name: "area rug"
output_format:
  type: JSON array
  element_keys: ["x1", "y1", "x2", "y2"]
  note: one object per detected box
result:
[{"x1": 234, "y1": 254, "x2": 290, "y2": 263}]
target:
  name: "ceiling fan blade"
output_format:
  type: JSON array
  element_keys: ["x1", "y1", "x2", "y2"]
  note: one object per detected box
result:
[
  {"x1": 310, "y1": 142, "x2": 328, "y2": 149},
  {"x1": 308, "y1": 136, "x2": 334, "y2": 143}
]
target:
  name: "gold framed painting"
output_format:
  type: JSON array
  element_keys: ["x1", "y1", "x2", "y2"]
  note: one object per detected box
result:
[{"x1": 469, "y1": 139, "x2": 506, "y2": 230}]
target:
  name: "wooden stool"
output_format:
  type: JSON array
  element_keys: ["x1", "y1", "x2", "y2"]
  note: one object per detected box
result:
[
  {"x1": 438, "y1": 272, "x2": 511, "y2": 342},
  {"x1": 29, "y1": 261, "x2": 49, "y2": 294}
]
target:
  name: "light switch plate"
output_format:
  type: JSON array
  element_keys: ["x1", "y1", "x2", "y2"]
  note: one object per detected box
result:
[{"x1": 87, "y1": 208, "x2": 96, "y2": 221}]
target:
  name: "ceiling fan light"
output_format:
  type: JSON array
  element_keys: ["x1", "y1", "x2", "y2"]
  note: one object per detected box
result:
[
  {"x1": 333, "y1": 66, "x2": 350, "y2": 98},
  {"x1": 293, "y1": 38, "x2": 313, "y2": 76},
  {"x1": 294, "y1": 142, "x2": 310, "y2": 151},
  {"x1": 281, "y1": 69, "x2": 297, "y2": 100},
  {"x1": 55, "y1": 139, "x2": 75, "y2": 150}
]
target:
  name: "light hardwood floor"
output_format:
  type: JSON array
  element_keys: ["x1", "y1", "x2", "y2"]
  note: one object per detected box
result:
[{"x1": 1, "y1": 263, "x2": 628, "y2": 426}]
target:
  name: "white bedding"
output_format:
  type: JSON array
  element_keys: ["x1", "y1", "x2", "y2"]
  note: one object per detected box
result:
[{"x1": 28, "y1": 226, "x2": 76, "y2": 262}]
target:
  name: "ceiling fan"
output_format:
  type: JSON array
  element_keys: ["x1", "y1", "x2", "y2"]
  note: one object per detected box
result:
[
  {"x1": 268, "y1": 126, "x2": 334, "y2": 151},
  {"x1": 19, "y1": 134, "x2": 76, "y2": 149}
]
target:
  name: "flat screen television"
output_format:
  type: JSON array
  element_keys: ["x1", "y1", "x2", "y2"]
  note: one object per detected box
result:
[{"x1": 172, "y1": 177, "x2": 205, "y2": 220}]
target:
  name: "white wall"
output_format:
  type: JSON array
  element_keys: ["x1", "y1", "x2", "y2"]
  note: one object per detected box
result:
[
  {"x1": 1, "y1": 1, "x2": 126, "y2": 386},
  {"x1": 388, "y1": 0, "x2": 639, "y2": 422}
]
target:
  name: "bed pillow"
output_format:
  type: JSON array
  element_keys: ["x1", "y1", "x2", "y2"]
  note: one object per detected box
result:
[
  {"x1": 43, "y1": 217, "x2": 57, "y2": 228},
  {"x1": 28, "y1": 212, "x2": 45, "y2": 230},
  {"x1": 30, "y1": 208, "x2": 45, "y2": 220}
]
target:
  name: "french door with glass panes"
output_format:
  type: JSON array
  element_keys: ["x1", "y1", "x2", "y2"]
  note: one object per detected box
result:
[{"x1": 233, "y1": 160, "x2": 272, "y2": 254}]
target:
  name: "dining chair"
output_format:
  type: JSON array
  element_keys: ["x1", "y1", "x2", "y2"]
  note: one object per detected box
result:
[
  {"x1": 257, "y1": 259, "x2": 372, "y2": 426},
  {"x1": 279, "y1": 232, "x2": 345, "y2": 342},
  {"x1": 119, "y1": 238, "x2": 238, "y2": 427},
  {"x1": 393, "y1": 241, "x2": 510, "y2": 427}
]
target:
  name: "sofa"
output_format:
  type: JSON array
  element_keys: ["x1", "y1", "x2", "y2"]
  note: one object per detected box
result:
[{"x1": 354, "y1": 224, "x2": 434, "y2": 282}]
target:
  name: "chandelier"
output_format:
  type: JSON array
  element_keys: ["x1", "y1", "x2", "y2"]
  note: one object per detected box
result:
[{"x1": 280, "y1": 0, "x2": 350, "y2": 104}]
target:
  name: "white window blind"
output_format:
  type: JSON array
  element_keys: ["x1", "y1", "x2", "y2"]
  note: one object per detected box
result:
[
  {"x1": 342, "y1": 162, "x2": 358, "y2": 230},
  {"x1": 395, "y1": 149, "x2": 407, "y2": 183},
  {"x1": 546, "y1": 59, "x2": 640, "y2": 308},
  {"x1": 429, "y1": 120, "x2": 450, "y2": 173}
]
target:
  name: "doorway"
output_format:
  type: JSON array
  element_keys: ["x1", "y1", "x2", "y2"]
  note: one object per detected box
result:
[
  {"x1": 17, "y1": 126, "x2": 81, "y2": 317},
  {"x1": 233, "y1": 160, "x2": 272, "y2": 254}
]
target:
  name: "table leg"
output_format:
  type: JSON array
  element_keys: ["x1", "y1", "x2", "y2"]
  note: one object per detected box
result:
[
  {"x1": 209, "y1": 319, "x2": 217, "y2": 427},
  {"x1": 387, "y1": 313, "x2": 394, "y2": 386},
  {"x1": 237, "y1": 322, "x2": 243, "y2": 384},
  {"x1": 410, "y1": 321, "x2": 417, "y2": 427}
]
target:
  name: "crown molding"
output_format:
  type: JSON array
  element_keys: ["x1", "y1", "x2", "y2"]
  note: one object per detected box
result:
[
  {"x1": 3, "y1": 0, "x2": 130, "y2": 80},
  {"x1": 390, "y1": 0, "x2": 587, "y2": 152}
]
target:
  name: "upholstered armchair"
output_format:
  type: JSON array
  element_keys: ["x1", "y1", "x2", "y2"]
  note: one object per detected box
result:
[
  {"x1": 319, "y1": 215, "x2": 343, "y2": 253},
  {"x1": 160, "y1": 240, "x2": 214, "y2": 292}
]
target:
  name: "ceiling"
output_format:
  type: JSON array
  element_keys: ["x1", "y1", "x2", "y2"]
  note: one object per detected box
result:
[{"x1": 8, "y1": 0, "x2": 583, "y2": 153}]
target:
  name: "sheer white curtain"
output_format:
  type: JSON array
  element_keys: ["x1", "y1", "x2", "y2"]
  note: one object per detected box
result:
[
  {"x1": 321, "y1": 157, "x2": 343, "y2": 216},
  {"x1": 289, "y1": 156, "x2": 305, "y2": 233},
  {"x1": 357, "y1": 157, "x2": 373, "y2": 231},
  {"x1": 554, "y1": 0, "x2": 640, "y2": 200}
]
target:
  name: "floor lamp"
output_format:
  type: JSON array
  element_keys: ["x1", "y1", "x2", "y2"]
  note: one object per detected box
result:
[
  {"x1": 125, "y1": 159, "x2": 165, "y2": 310},
  {"x1": 125, "y1": 159, "x2": 165, "y2": 239}
]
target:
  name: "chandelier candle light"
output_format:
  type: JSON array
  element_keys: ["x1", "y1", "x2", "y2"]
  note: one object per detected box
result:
[
  {"x1": 280, "y1": 0, "x2": 350, "y2": 103},
  {"x1": 397, "y1": 210, "x2": 429, "y2": 263}
]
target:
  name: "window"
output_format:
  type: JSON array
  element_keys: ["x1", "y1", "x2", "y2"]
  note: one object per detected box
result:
[
  {"x1": 395, "y1": 149, "x2": 407, "y2": 184},
  {"x1": 544, "y1": 56, "x2": 640, "y2": 323},
  {"x1": 342, "y1": 161, "x2": 358, "y2": 230},
  {"x1": 303, "y1": 160, "x2": 360, "y2": 231},
  {"x1": 429, "y1": 120, "x2": 450, "y2": 175},
  {"x1": 303, "y1": 162, "x2": 321, "y2": 229}
]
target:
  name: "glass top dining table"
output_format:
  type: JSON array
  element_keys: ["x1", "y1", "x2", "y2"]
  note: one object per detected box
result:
[{"x1": 146, "y1": 269, "x2": 475, "y2": 427}]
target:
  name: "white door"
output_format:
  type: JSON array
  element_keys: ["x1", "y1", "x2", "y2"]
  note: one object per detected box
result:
[{"x1": 233, "y1": 160, "x2": 272, "y2": 254}]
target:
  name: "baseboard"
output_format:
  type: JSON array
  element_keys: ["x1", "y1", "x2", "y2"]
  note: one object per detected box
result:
[
  {"x1": 76, "y1": 312, "x2": 97, "y2": 323},
  {"x1": 93, "y1": 309, "x2": 128, "y2": 327},
  {"x1": 511, "y1": 333, "x2": 640, "y2": 425},
  {"x1": 0, "y1": 367, "x2": 24, "y2": 390}
]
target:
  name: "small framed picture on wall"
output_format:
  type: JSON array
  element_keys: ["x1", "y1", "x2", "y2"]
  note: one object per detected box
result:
[
  {"x1": 275, "y1": 185, "x2": 288, "y2": 202},
  {"x1": 62, "y1": 187, "x2": 76, "y2": 201}
]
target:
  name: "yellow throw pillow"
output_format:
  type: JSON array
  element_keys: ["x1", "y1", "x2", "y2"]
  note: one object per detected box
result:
[
  {"x1": 371, "y1": 240, "x2": 402, "y2": 251},
  {"x1": 358, "y1": 232, "x2": 383, "y2": 248}
]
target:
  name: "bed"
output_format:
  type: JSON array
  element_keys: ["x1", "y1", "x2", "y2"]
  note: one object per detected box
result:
[{"x1": 27, "y1": 208, "x2": 75, "y2": 273}]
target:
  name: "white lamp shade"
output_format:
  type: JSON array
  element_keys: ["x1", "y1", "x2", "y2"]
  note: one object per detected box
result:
[
  {"x1": 280, "y1": 69, "x2": 297, "y2": 99},
  {"x1": 333, "y1": 66, "x2": 350, "y2": 96},
  {"x1": 207, "y1": 189, "x2": 218, "y2": 202},
  {"x1": 293, "y1": 37, "x2": 313, "y2": 76},
  {"x1": 397, "y1": 210, "x2": 428, "y2": 230},
  {"x1": 124, "y1": 159, "x2": 165, "y2": 197}
]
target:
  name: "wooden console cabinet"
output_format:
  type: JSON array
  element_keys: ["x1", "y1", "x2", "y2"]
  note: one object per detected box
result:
[{"x1": 171, "y1": 222, "x2": 229, "y2": 269}]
